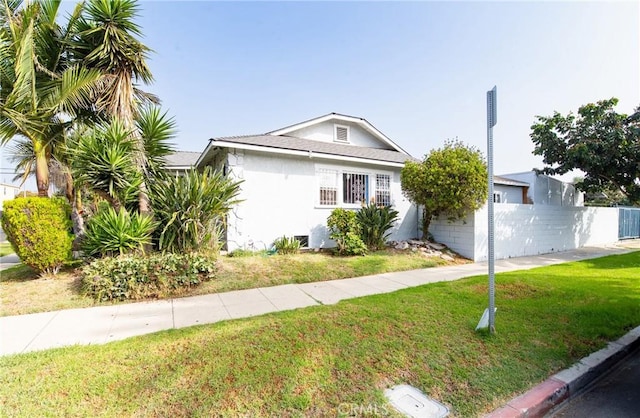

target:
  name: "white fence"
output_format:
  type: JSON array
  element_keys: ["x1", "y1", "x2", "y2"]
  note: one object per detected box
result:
[{"x1": 430, "y1": 205, "x2": 619, "y2": 261}]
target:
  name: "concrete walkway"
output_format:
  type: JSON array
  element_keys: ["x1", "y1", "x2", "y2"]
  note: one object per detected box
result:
[
  {"x1": 0, "y1": 244, "x2": 636, "y2": 357},
  {"x1": 0, "y1": 253, "x2": 20, "y2": 270}
]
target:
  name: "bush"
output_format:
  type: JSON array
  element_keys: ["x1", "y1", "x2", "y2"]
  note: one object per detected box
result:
[
  {"x1": 82, "y1": 207, "x2": 158, "y2": 257},
  {"x1": 357, "y1": 203, "x2": 399, "y2": 250},
  {"x1": 150, "y1": 167, "x2": 243, "y2": 253},
  {"x1": 273, "y1": 236, "x2": 301, "y2": 255},
  {"x1": 327, "y1": 208, "x2": 367, "y2": 256},
  {"x1": 1, "y1": 197, "x2": 73, "y2": 275},
  {"x1": 81, "y1": 253, "x2": 217, "y2": 301}
]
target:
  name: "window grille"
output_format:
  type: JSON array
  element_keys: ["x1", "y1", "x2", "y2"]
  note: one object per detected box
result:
[
  {"x1": 318, "y1": 168, "x2": 338, "y2": 206},
  {"x1": 375, "y1": 174, "x2": 391, "y2": 206},
  {"x1": 343, "y1": 173, "x2": 368, "y2": 204}
]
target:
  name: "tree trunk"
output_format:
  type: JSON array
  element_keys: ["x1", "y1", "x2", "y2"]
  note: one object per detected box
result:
[
  {"x1": 72, "y1": 190, "x2": 85, "y2": 237},
  {"x1": 34, "y1": 141, "x2": 49, "y2": 197},
  {"x1": 421, "y1": 208, "x2": 433, "y2": 240}
]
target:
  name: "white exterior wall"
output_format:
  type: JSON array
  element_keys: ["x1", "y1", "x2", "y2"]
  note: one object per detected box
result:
[
  {"x1": 224, "y1": 150, "x2": 418, "y2": 251},
  {"x1": 494, "y1": 184, "x2": 523, "y2": 204},
  {"x1": 430, "y1": 213, "x2": 476, "y2": 259},
  {"x1": 500, "y1": 172, "x2": 584, "y2": 206},
  {"x1": 1, "y1": 184, "x2": 19, "y2": 208},
  {"x1": 285, "y1": 121, "x2": 390, "y2": 149},
  {"x1": 429, "y1": 205, "x2": 618, "y2": 261}
]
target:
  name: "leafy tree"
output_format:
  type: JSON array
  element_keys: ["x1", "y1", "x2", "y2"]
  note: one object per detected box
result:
[
  {"x1": 531, "y1": 98, "x2": 640, "y2": 205},
  {"x1": 401, "y1": 140, "x2": 488, "y2": 239},
  {"x1": 0, "y1": 0, "x2": 101, "y2": 196}
]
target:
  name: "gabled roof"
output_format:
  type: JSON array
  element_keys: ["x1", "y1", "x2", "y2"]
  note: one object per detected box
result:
[
  {"x1": 267, "y1": 113, "x2": 409, "y2": 154},
  {"x1": 164, "y1": 151, "x2": 200, "y2": 169},
  {"x1": 198, "y1": 134, "x2": 417, "y2": 168}
]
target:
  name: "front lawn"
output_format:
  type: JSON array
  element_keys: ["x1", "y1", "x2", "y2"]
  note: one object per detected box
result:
[
  {"x1": 1, "y1": 252, "x2": 638, "y2": 417},
  {"x1": 0, "y1": 250, "x2": 455, "y2": 316}
]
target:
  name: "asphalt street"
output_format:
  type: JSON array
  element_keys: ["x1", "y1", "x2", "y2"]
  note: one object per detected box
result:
[{"x1": 549, "y1": 346, "x2": 640, "y2": 418}]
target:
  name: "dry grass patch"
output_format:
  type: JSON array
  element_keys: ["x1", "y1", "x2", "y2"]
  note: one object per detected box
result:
[{"x1": 1, "y1": 250, "x2": 463, "y2": 316}]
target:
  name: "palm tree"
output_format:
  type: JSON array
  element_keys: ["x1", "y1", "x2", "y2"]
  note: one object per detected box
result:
[
  {"x1": 0, "y1": 0, "x2": 100, "y2": 196},
  {"x1": 71, "y1": 0, "x2": 158, "y2": 212}
]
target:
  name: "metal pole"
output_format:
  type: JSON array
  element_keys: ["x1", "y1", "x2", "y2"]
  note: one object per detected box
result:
[{"x1": 487, "y1": 86, "x2": 497, "y2": 334}]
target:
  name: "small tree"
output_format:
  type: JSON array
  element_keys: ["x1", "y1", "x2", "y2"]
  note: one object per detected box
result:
[{"x1": 401, "y1": 140, "x2": 487, "y2": 239}]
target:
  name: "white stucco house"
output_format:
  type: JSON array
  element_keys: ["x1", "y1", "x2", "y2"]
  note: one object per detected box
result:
[{"x1": 194, "y1": 113, "x2": 420, "y2": 251}]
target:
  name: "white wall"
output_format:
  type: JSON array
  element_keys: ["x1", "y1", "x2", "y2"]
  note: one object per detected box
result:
[
  {"x1": 500, "y1": 172, "x2": 584, "y2": 206},
  {"x1": 494, "y1": 184, "x2": 523, "y2": 204},
  {"x1": 224, "y1": 150, "x2": 418, "y2": 251},
  {"x1": 0, "y1": 185, "x2": 19, "y2": 208},
  {"x1": 286, "y1": 121, "x2": 390, "y2": 149},
  {"x1": 430, "y1": 204, "x2": 618, "y2": 261}
]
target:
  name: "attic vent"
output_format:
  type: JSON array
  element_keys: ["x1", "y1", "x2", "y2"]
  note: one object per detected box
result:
[{"x1": 334, "y1": 125, "x2": 349, "y2": 143}]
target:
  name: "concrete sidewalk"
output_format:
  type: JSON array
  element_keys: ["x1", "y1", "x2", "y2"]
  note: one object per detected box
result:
[
  {"x1": 0, "y1": 253, "x2": 20, "y2": 270},
  {"x1": 1, "y1": 244, "x2": 634, "y2": 357}
]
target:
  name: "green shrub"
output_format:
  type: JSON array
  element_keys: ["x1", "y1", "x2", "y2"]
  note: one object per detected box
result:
[
  {"x1": 273, "y1": 236, "x2": 301, "y2": 255},
  {"x1": 81, "y1": 253, "x2": 217, "y2": 301},
  {"x1": 150, "y1": 167, "x2": 243, "y2": 253},
  {"x1": 82, "y1": 207, "x2": 158, "y2": 258},
  {"x1": 357, "y1": 203, "x2": 400, "y2": 250},
  {"x1": 1, "y1": 197, "x2": 73, "y2": 275},
  {"x1": 327, "y1": 208, "x2": 367, "y2": 256}
]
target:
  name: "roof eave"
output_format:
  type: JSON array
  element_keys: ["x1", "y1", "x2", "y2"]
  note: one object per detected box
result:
[{"x1": 210, "y1": 140, "x2": 407, "y2": 168}]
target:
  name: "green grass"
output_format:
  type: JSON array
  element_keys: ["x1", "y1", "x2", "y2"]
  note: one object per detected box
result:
[
  {"x1": 0, "y1": 242, "x2": 14, "y2": 257},
  {"x1": 0, "y1": 250, "x2": 451, "y2": 316},
  {"x1": 1, "y1": 252, "x2": 638, "y2": 417}
]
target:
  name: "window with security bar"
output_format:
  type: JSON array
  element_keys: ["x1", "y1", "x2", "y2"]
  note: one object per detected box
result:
[
  {"x1": 317, "y1": 168, "x2": 338, "y2": 206},
  {"x1": 343, "y1": 172, "x2": 369, "y2": 204},
  {"x1": 375, "y1": 174, "x2": 391, "y2": 206}
]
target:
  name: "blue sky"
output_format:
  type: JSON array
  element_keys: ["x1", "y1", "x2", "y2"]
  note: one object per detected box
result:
[{"x1": 1, "y1": 0, "x2": 638, "y2": 188}]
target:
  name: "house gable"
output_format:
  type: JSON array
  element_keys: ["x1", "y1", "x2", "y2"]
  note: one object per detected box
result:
[
  {"x1": 267, "y1": 113, "x2": 407, "y2": 153},
  {"x1": 197, "y1": 113, "x2": 415, "y2": 169}
]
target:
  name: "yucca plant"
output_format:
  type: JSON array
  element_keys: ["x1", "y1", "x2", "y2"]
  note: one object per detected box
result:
[
  {"x1": 356, "y1": 203, "x2": 399, "y2": 251},
  {"x1": 82, "y1": 206, "x2": 158, "y2": 257},
  {"x1": 150, "y1": 167, "x2": 243, "y2": 253},
  {"x1": 70, "y1": 120, "x2": 142, "y2": 210},
  {"x1": 273, "y1": 236, "x2": 301, "y2": 255}
]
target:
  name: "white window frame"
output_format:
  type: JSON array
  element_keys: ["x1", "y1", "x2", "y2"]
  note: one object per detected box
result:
[
  {"x1": 315, "y1": 164, "x2": 393, "y2": 208},
  {"x1": 333, "y1": 124, "x2": 350, "y2": 143}
]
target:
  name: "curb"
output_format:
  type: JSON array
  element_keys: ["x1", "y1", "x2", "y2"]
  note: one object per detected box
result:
[{"x1": 485, "y1": 325, "x2": 640, "y2": 418}]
